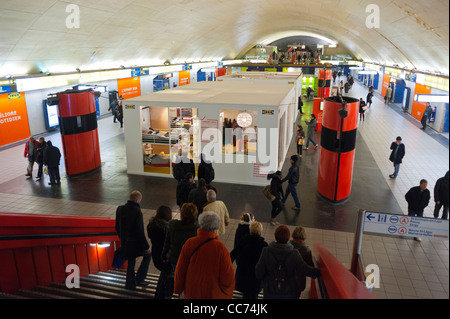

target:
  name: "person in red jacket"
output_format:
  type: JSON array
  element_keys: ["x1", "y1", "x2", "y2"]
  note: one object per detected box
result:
[
  {"x1": 24, "y1": 136, "x2": 39, "y2": 178},
  {"x1": 174, "y1": 211, "x2": 235, "y2": 299}
]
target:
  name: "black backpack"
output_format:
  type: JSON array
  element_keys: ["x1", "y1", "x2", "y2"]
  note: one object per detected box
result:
[{"x1": 267, "y1": 253, "x2": 289, "y2": 296}]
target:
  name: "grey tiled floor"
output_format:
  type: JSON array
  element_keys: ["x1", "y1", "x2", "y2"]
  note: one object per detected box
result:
[{"x1": 0, "y1": 78, "x2": 448, "y2": 299}]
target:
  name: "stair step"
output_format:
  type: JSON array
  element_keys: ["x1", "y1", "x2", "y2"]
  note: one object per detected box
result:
[
  {"x1": 15, "y1": 288, "x2": 71, "y2": 299},
  {"x1": 32, "y1": 285, "x2": 107, "y2": 299},
  {"x1": 79, "y1": 279, "x2": 152, "y2": 299}
]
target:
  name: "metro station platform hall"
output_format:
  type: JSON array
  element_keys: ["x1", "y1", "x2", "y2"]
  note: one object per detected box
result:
[{"x1": 0, "y1": 0, "x2": 449, "y2": 302}]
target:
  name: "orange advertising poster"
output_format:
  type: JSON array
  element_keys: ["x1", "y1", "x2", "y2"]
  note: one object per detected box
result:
[
  {"x1": 118, "y1": 77, "x2": 141, "y2": 99},
  {"x1": 411, "y1": 83, "x2": 432, "y2": 121},
  {"x1": 381, "y1": 74, "x2": 390, "y2": 97},
  {"x1": 0, "y1": 92, "x2": 31, "y2": 147},
  {"x1": 179, "y1": 70, "x2": 190, "y2": 87}
]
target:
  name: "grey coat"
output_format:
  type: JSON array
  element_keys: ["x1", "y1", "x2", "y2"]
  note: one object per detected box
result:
[
  {"x1": 255, "y1": 241, "x2": 319, "y2": 299},
  {"x1": 305, "y1": 119, "x2": 316, "y2": 138}
]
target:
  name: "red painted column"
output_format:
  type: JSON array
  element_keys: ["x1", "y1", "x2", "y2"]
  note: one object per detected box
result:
[
  {"x1": 57, "y1": 89, "x2": 101, "y2": 176},
  {"x1": 317, "y1": 96, "x2": 359, "y2": 202}
]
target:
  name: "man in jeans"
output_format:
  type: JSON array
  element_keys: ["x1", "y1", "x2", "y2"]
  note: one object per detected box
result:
[
  {"x1": 405, "y1": 180, "x2": 430, "y2": 242},
  {"x1": 281, "y1": 155, "x2": 301, "y2": 211},
  {"x1": 115, "y1": 190, "x2": 151, "y2": 290},
  {"x1": 389, "y1": 136, "x2": 405, "y2": 179}
]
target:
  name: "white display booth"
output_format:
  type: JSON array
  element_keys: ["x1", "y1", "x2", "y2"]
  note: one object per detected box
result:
[{"x1": 123, "y1": 80, "x2": 298, "y2": 186}]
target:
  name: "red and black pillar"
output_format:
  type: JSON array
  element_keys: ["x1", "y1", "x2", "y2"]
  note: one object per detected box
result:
[
  {"x1": 57, "y1": 89, "x2": 101, "y2": 176},
  {"x1": 318, "y1": 69, "x2": 332, "y2": 98},
  {"x1": 317, "y1": 96, "x2": 359, "y2": 202}
]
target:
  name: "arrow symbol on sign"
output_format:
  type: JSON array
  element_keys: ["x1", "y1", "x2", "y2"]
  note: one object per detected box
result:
[{"x1": 366, "y1": 213, "x2": 375, "y2": 221}]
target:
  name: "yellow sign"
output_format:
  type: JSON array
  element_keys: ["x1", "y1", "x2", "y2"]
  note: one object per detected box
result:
[{"x1": 262, "y1": 110, "x2": 275, "y2": 115}]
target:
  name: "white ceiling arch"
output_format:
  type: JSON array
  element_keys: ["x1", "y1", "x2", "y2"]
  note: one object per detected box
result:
[{"x1": 0, "y1": 0, "x2": 448, "y2": 77}]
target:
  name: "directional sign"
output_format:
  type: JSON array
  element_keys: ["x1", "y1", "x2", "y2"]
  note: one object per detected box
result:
[{"x1": 363, "y1": 211, "x2": 449, "y2": 240}]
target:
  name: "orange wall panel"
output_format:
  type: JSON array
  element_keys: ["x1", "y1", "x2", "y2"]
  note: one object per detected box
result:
[
  {"x1": 0, "y1": 92, "x2": 30, "y2": 147},
  {"x1": 411, "y1": 83, "x2": 432, "y2": 121},
  {"x1": 118, "y1": 77, "x2": 141, "y2": 100},
  {"x1": 179, "y1": 70, "x2": 190, "y2": 86}
]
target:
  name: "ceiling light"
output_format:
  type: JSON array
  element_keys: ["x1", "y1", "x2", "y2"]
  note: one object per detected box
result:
[{"x1": 237, "y1": 112, "x2": 253, "y2": 128}]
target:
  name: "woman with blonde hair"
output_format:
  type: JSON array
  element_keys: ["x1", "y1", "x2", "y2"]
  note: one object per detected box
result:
[
  {"x1": 230, "y1": 221, "x2": 268, "y2": 299},
  {"x1": 290, "y1": 225, "x2": 315, "y2": 297},
  {"x1": 233, "y1": 212, "x2": 255, "y2": 249}
]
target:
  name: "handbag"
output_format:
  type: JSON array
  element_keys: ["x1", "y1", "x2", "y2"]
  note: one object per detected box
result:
[
  {"x1": 111, "y1": 247, "x2": 126, "y2": 268},
  {"x1": 297, "y1": 137, "x2": 305, "y2": 146},
  {"x1": 43, "y1": 165, "x2": 48, "y2": 175},
  {"x1": 155, "y1": 263, "x2": 175, "y2": 299},
  {"x1": 262, "y1": 185, "x2": 276, "y2": 202}
]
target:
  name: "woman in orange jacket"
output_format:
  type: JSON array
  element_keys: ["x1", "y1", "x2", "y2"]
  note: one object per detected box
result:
[{"x1": 174, "y1": 211, "x2": 235, "y2": 299}]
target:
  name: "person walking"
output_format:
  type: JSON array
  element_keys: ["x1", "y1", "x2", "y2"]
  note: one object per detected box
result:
[
  {"x1": 161, "y1": 203, "x2": 199, "y2": 271},
  {"x1": 339, "y1": 80, "x2": 344, "y2": 95},
  {"x1": 174, "y1": 211, "x2": 235, "y2": 299},
  {"x1": 117, "y1": 100, "x2": 124, "y2": 128},
  {"x1": 433, "y1": 171, "x2": 449, "y2": 220},
  {"x1": 24, "y1": 136, "x2": 39, "y2": 178},
  {"x1": 290, "y1": 226, "x2": 315, "y2": 298},
  {"x1": 389, "y1": 136, "x2": 405, "y2": 179},
  {"x1": 295, "y1": 125, "x2": 305, "y2": 157},
  {"x1": 359, "y1": 98, "x2": 367, "y2": 121},
  {"x1": 344, "y1": 81, "x2": 350, "y2": 94},
  {"x1": 108, "y1": 99, "x2": 118, "y2": 123},
  {"x1": 385, "y1": 86, "x2": 393, "y2": 105},
  {"x1": 115, "y1": 190, "x2": 151, "y2": 290},
  {"x1": 297, "y1": 95, "x2": 304, "y2": 116},
  {"x1": 233, "y1": 212, "x2": 254, "y2": 249},
  {"x1": 43, "y1": 140, "x2": 61, "y2": 185},
  {"x1": 176, "y1": 172, "x2": 196, "y2": 208},
  {"x1": 405, "y1": 179, "x2": 430, "y2": 217},
  {"x1": 420, "y1": 104, "x2": 432, "y2": 130},
  {"x1": 147, "y1": 205, "x2": 172, "y2": 272},
  {"x1": 304, "y1": 114, "x2": 318, "y2": 150},
  {"x1": 230, "y1": 221, "x2": 268, "y2": 299},
  {"x1": 268, "y1": 171, "x2": 284, "y2": 226},
  {"x1": 197, "y1": 153, "x2": 215, "y2": 185},
  {"x1": 405, "y1": 179, "x2": 430, "y2": 242},
  {"x1": 188, "y1": 178, "x2": 208, "y2": 215},
  {"x1": 366, "y1": 89, "x2": 373, "y2": 108},
  {"x1": 255, "y1": 225, "x2": 320, "y2": 299},
  {"x1": 281, "y1": 155, "x2": 301, "y2": 211},
  {"x1": 203, "y1": 190, "x2": 230, "y2": 236},
  {"x1": 35, "y1": 137, "x2": 47, "y2": 181}
]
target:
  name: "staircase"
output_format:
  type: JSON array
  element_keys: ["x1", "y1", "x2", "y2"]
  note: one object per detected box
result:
[{"x1": 0, "y1": 269, "x2": 258, "y2": 299}]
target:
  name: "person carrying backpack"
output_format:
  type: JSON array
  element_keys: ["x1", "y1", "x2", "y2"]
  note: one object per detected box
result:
[{"x1": 255, "y1": 225, "x2": 320, "y2": 299}]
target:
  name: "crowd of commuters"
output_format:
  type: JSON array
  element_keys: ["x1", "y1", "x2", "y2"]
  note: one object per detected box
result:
[{"x1": 115, "y1": 187, "x2": 321, "y2": 299}]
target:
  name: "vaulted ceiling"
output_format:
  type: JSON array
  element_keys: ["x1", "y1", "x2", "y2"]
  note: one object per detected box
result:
[{"x1": 0, "y1": 0, "x2": 448, "y2": 76}]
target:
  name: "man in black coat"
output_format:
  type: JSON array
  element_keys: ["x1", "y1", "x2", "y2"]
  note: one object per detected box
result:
[
  {"x1": 188, "y1": 178, "x2": 208, "y2": 215},
  {"x1": 176, "y1": 172, "x2": 196, "y2": 208},
  {"x1": 434, "y1": 171, "x2": 449, "y2": 220},
  {"x1": 43, "y1": 140, "x2": 61, "y2": 185},
  {"x1": 405, "y1": 179, "x2": 430, "y2": 218},
  {"x1": 281, "y1": 155, "x2": 301, "y2": 211},
  {"x1": 389, "y1": 136, "x2": 405, "y2": 179},
  {"x1": 115, "y1": 191, "x2": 151, "y2": 290}
]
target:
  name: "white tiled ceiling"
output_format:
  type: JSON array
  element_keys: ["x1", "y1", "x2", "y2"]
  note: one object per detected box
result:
[{"x1": 0, "y1": 0, "x2": 448, "y2": 75}]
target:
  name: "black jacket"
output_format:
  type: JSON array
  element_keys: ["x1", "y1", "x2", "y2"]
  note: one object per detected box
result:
[
  {"x1": 176, "y1": 179, "x2": 196, "y2": 207},
  {"x1": 270, "y1": 176, "x2": 284, "y2": 200},
  {"x1": 405, "y1": 186, "x2": 430, "y2": 212},
  {"x1": 281, "y1": 163, "x2": 299, "y2": 185},
  {"x1": 173, "y1": 157, "x2": 196, "y2": 182},
  {"x1": 147, "y1": 218, "x2": 169, "y2": 271},
  {"x1": 434, "y1": 172, "x2": 449, "y2": 205},
  {"x1": 36, "y1": 142, "x2": 47, "y2": 164},
  {"x1": 230, "y1": 234, "x2": 268, "y2": 296},
  {"x1": 115, "y1": 201, "x2": 149, "y2": 259},
  {"x1": 389, "y1": 142, "x2": 405, "y2": 164},
  {"x1": 43, "y1": 145, "x2": 61, "y2": 167},
  {"x1": 198, "y1": 161, "x2": 214, "y2": 184},
  {"x1": 188, "y1": 186, "x2": 207, "y2": 214},
  {"x1": 290, "y1": 240, "x2": 314, "y2": 292}
]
